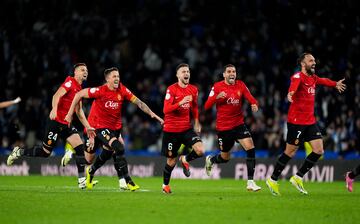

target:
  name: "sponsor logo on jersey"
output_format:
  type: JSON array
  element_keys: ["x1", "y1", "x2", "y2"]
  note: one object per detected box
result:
[
  {"x1": 307, "y1": 87, "x2": 315, "y2": 95},
  {"x1": 181, "y1": 103, "x2": 191, "y2": 108},
  {"x1": 226, "y1": 97, "x2": 240, "y2": 105},
  {"x1": 105, "y1": 100, "x2": 119, "y2": 109}
]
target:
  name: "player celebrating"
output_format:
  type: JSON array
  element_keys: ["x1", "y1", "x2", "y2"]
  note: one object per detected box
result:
[
  {"x1": 61, "y1": 133, "x2": 134, "y2": 190},
  {"x1": 266, "y1": 53, "x2": 346, "y2": 196},
  {"x1": 345, "y1": 164, "x2": 360, "y2": 192},
  {"x1": 204, "y1": 64, "x2": 261, "y2": 191},
  {"x1": 7, "y1": 63, "x2": 93, "y2": 188},
  {"x1": 65, "y1": 67, "x2": 163, "y2": 190},
  {"x1": 0, "y1": 97, "x2": 21, "y2": 109},
  {"x1": 161, "y1": 63, "x2": 204, "y2": 194}
]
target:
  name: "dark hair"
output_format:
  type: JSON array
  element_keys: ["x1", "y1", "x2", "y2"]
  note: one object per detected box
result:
[
  {"x1": 223, "y1": 64, "x2": 235, "y2": 72},
  {"x1": 176, "y1": 63, "x2": 189, "y2": 72},
  {"x1": 297, "y1": 52, "x2": 312, "y2": 66},
  {"x1": 73, "y1": 63, "x2": 87, "y2": 71},
  {"x1": 104, "y1": 67, "x2": 119, "y2": 78}
]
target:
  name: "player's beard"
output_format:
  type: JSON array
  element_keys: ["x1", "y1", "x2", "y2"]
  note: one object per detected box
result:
[
  {"x1": 306, "y1": 65, "x2": 315, "y2": 75},
  {"x1": 226, "y1": 76, "x2": 235, "y2": 84},
  {"x1": 181, "y1": 78, "x2": 189, "y2": 85}
]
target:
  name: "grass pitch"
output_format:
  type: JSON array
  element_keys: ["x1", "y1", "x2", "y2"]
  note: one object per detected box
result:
[{"x1": 0, "y1": 176, "x2": 358, "y2": 224}]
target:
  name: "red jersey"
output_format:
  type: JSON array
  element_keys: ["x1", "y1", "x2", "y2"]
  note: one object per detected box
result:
[
  {"x1": 87, "y1": 83, "x2": 136, "y2": 130},
  {"x1": 204, "y1": 80, "x2": 257, "y2": 131},
  {"x1": 287, "y1": 72, "x2": 336, "y2": 125},
  {"x1": 55, "y1": 76, "x2": 82, "y2": 125},
  {"x1": 163, "y1": 83, "x2": 199, "y2": 133}
]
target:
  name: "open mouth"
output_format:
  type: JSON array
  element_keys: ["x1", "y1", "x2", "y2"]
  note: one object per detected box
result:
[{"x1": 184, "y1": 77, "x2": 189, "y2": 81}]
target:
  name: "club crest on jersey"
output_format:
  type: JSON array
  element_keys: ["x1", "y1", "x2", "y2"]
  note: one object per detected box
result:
[
  {"x1": 105, "y1": 100, "x2": 119, "y2": 109},
  {"x1": 237, "y1": 91, "x2": 241, "y2": 96},
  {"x1": 117, "y1": 94, "x2": 121, "y2": 100}
]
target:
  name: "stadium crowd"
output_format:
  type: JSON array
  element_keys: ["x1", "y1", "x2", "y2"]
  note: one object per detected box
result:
[{"x1": 0, "y1": 0, "x2": 359, "y2": 157}]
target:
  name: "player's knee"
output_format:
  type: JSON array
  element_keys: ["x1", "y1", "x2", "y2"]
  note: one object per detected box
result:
[
  {"x1": 221, "y1": 152, "x2": 231, "y2": 161},
  {"x1": 110, "y1": 140, "x2": 124, "y2": 155},
  {"x1": 41, "y1": 150, "x2": 51, "y2": 158},
  {"x1": 41, "y1": 145, "x2": 53, "y2": 157},
  {"x1": 193, "y1": 143, "x2": 204, "y2": 156},
  {"x1": 313, "y1": 149, "x2": 324, "y2": 155},
  {"x1": 85, "y1": 153, "x2": 95, "y2": 164},
  {"x1": 73, "y1": 144, "x2": 85, "y2": 156}
]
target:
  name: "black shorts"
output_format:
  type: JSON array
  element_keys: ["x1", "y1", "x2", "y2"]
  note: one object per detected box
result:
[
  {"x1": 217, "y1": 124, "x2": 252, "y2": 152},
  {"x1": 84, "y1": 128, "x2": 121, "y2": 154},
  {"x1": 43, "y1": 119, "x2": 79, "y2": 150},
  {"x1": 161, "y1": 129, "x2": 202, "y2": 158},
  {"x1": 286, "y1": 123, "x2": 322, "y2": 146}
]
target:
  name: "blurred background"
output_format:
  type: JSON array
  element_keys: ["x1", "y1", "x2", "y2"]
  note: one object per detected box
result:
[{"x1": 0, "y1": 0, "x2": 359, "y2": 158}]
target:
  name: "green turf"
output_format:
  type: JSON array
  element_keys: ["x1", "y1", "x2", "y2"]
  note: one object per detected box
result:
[{"x1": 0, "y1": 176, "x2": 358, "y2": 224}]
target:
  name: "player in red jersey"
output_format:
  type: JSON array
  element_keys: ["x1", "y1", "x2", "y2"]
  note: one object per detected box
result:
[
  {"x1": 65, "y1": 67, "x2": 163, "y2": 190},
  {"x1": 0, "y1": 97, "x2": 21, "y2": 109},
  {"x1": 161, "y1": 63, "x2": 204, "y2": 194},
  {"x1": 7, "y1": 63, "x2": 93, "y2": 188},
  {"x1": 204, "y1": 64, "x2": 261, "y2": 191},
  {"x1": 266, "y1": 53, "x2": 346, "y2": 196}
]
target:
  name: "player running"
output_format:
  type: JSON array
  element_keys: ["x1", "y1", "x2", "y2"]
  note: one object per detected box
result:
[
  {"x1": 65, "y1": 67, "x2": 163, "y2": 190},
  {"x1": 204, "y1": 64, "x2": 261, "y2": 191},
  {"x1": 266, "y1": 53, "x2": 346, "y2": 196},
  {"x1": 7, "y1": 63, "x2": 93, "y2": 189},
  {"x1": 161, "y1": 63, "x2": 204, "y2": 194}
]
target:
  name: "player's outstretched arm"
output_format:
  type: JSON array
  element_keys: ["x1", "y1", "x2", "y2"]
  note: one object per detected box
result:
[
  {"x1": 335, "y1": 78, "x2": 346, "y2": 93},
  {"x1": 0, "y1": 97, "x2": 21, "y2": 109},
  {"x1": 133, "y1": 98, "x2": 164, "y2": 125},
  {"x1": 65, "y1": 88, "x2": 89, "y2": 124}
]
